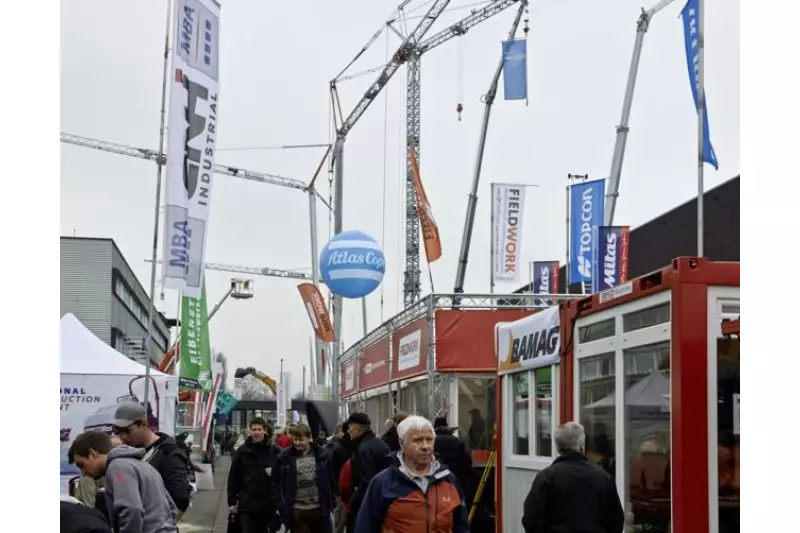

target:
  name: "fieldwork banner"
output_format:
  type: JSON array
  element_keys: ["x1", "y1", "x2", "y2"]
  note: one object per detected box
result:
[
  {"x1": 179, "y1": 280, "x2": 212, "y2": 392},
  {"x1": 569, "y1": 179, "x2": 605, "y2": 290},
  {"x1": 496, "y1": 306, "x2": 561, "y2": 374},
  {"x1": 435, "y1": 309, "x2": 532, "y2": 371},
  {"x1": 297, "y1": 283, "x2": 336, "y2": 343},
  {"x1": 409, "y1": 146, "x2": 442, "y2": 263},
  {"x1": 392, "y1": 318, "x2": 429, "y2": 381},
  {"x1": 163, "y1": 0, "x2": 221, "y2": 298},
  {"x1": 492, "y1": 184, "x2": 527, "y2": 282},
  {"x1": 60, "y1": 374, "x2": 176, "y2": 494},
  {"x1": 531, "y1": 261, "x2": 560, "y2": 294},
  {"x1": 591, "y1": 226, "x2": 630, "y2": 292}
]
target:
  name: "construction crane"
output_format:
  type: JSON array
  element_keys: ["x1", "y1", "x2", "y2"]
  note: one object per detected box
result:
[
  {"x1": 60, "y1": 132, "x2": 333, "y2": 210},
  {"x1": 147, "y1": 259, "x2": 312, "y2": 281},
  {"x1": 330, "y1": 0, "x2": 523, "y2": 308},
  {"x1": 234, "y1": 367, "x2": 278, "y2": 397}
]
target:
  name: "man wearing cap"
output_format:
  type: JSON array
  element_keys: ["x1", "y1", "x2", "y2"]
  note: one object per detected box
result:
[
  {"x1": 113, "y1": 403, "x2": 193, "y2": 519},
  {"x1": 433, "y1": 417, "x2": 474, "y2": 508},
  {"x1": 345, "y1": 412, "x2": 390, "y2": 533}
]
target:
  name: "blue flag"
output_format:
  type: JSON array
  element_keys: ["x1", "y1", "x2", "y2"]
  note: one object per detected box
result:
[
  {"x1": 591, "y1": 226, "x2": 631, "y2": 292},
  {"x1": 569, "y1": 179, "x2": 606, "y2": 290},
  {"x1": 502, "y1": 39, "x2": 527, "y2": 101},
  {"x1": 680, "y1": 0, "x2": 719, "y2": 170}
]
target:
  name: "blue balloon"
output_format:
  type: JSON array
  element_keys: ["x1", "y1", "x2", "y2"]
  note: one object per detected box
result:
[{"x1": 320, "y1": 230, "x2": 386, "y2": 299}]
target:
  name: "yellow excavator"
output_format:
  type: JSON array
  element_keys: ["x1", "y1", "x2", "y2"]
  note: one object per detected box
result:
[{"x1": 234, "y1": 367, "x2": 278, "y2": 396}]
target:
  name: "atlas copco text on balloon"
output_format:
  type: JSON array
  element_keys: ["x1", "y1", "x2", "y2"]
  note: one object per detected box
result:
[{"x1": 325, "y1": 251, "x2": 386, "y2": 270}]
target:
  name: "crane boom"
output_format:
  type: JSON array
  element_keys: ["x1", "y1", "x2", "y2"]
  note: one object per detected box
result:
[
  {"x1": 147, "y1": 259, "x2": 312, "y2": 280},
  {"x1": 418, "y1": 0, "x2": 521, "y2": 53}
]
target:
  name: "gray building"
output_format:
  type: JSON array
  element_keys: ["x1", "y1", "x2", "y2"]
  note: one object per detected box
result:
[{"x1": 60, "y1": 236, "x2": 171, "y2": 365}]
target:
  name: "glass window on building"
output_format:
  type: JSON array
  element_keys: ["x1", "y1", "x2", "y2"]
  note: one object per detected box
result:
[
  {"x1": 512, "y1": 372, "x2": 529, "y2": 456},
  {"x1": 456, "y1": 376, "x2": 494, "y2": 452},
  {"x1": 716, "y1": 336, "x2": 740, "y2": 532},
  {"x1": 579, "y1": 352, "x2": 616, "y2": 478},
  {"x1": 534, "y1": 366, "x2": 554, "y2": 458},
  {"x1": 623, "y1": 341, "x2": 671, "y2": 532}
]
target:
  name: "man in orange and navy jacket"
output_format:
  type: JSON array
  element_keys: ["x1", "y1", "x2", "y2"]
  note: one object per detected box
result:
[{"x1": 353, "y1": 415, "x2": 469, "y2": 533}]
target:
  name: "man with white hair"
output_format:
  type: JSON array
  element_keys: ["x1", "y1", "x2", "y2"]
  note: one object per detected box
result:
[
  {"x1": 521, "y1": 421, "x2": 624, "y2": 533},
  {"x1": 354, "y1": 415, "x2": 469, "y2": 533}
]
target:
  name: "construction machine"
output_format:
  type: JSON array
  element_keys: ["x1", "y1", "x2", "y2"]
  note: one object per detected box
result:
[{"x1": 234, "y1": 367, "x2": 278, "y2": 396}]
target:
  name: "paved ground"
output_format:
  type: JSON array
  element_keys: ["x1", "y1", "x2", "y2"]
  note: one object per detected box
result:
[{"x1": 179, "y1": 455, "x2": 235, "y2": 533}]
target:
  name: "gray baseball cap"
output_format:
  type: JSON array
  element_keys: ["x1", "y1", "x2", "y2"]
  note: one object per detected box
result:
[{"x1": 113, "y1": 402, "x2": 147, "y2": 428}]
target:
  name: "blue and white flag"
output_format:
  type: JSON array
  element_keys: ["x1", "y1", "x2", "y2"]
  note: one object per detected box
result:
[
  {"x1": 501, "y1": 39, "x2": 527, "y2": 101},
  {"x1": 591, "y1": 226, "x2": 630, "y2": 292},
  {"x1": 569, "y1": 179, "x2": 606, "y2": 290},
  {"x1": 680, "y1": 0, "x2": 719, "y2": 170}
]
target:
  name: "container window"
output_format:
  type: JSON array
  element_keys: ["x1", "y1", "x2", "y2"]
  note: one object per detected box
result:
[
  {"x1": 623, "y1": 302, "x2": 670, "y2": 333},
  {"x1": 579, "y1": 352, "x2": 616, "y2": 479},
  {"x1": 512, "y1": 372, "x2": 530, "y2": 456},
  {"x1": 534, "y1": 366, "x2": 554, "y2": 458},
  {"x1": 578, "y1": 317, "x2": 616, "y2": 343}
]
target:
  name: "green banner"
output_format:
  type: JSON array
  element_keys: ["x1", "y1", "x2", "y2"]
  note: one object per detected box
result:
[
  {"x1": 216, "y1": 390, "x2": 239, "y2": 415},
  {"x1": 179, "y1": 281, "x2": 212, "y2": 392}
]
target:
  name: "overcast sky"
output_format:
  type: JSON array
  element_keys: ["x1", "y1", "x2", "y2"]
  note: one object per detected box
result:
[{"x1": 60, "y1": 0, "x2": 740, "y2": 393}]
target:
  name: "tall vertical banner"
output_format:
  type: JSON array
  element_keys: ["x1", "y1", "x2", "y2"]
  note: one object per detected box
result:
[
  {"x1": 680, "y1": 0, "x2": 719, "y2": 170},
  {"x1": 408, "y1": 146, "x2": 442, "y2": 263},
  {"x1": 163, "y1": 0, "x2": 222, "y2": 298},
  {"x1": 179, "y1": 280, "x2": 213, "y2": 391},
  {"x1": 492, "y1": 184, "x2": 527, "y2": 283},
  {"x1": 531, "y1": 261, "x2": 560, "y2": 294},
  {"x1": 569, "y1": 179, "x2": 606, "y2": 291},
  {"x1": 591, "y1": 226, "x2": 630, "y2": 292},
  {"x1": 276, "y1": 372, "x2": 291, "y2": 428},
  {"x1": 501, "y1": 39, "x2": 528, "y2": 101}
]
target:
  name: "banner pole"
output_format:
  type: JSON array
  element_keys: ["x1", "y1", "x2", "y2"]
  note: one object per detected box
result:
[
  {"x1": 696, "y1": 0, "x2": 706, "y2": 257},
  {"x1": 564, "y1": 183, "x2": 570, "y2": 293},
  {"x1": 144, "y1": 1, "x2": 172, "y2": 408}
]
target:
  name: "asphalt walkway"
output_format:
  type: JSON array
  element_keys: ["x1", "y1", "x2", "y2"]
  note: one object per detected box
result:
[{"x1": 179, "y1": 455, "x2": 235, "y2": 533}]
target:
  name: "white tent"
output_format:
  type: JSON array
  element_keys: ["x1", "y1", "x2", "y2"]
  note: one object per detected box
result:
[{"x1": 60, "y1": 313, "x2": 178, "y2": 493}]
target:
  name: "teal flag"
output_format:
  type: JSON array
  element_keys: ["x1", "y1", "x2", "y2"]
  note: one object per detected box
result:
[{"x1": 216, "y1": 390, "x2": 239, "y2": 415}]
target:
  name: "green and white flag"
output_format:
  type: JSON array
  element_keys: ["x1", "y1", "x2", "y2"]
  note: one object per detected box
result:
[{"x1": 179, "y1": 280, "x2": 213, "y2": 392}]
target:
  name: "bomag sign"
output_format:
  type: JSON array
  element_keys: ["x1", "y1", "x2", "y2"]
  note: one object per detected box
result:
[{"x1": 497, "y1": 306, "x2": 561, "y2": 373}]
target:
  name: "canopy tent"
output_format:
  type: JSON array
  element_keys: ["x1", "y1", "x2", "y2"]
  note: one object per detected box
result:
[{"x1": 60, "y1": 313, "x2": 170, "y2": 376}]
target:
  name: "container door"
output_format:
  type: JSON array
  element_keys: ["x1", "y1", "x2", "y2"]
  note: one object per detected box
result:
[{"x1": 707, "y1": 287, "x2": 740, "y2": 533}]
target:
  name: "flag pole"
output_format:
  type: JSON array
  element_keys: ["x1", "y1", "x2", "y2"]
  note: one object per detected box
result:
[
  {"x1": 696, "y1": 0, "x2": 706, "y2": 257},
  {"x1": 489, "y1": 183, "x2": 495, "y2": 294},
  {"x1": 143, "y1": 1, "x2": 172, "y2": 408}
]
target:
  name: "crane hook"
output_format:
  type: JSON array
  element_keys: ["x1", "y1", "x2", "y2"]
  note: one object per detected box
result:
[{"x1": 456, "y1": 103, "x2": 464, "y2": 121}]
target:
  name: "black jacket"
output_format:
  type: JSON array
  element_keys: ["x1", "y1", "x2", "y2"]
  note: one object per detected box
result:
[
  {"x1": 144, "y1": 432, "x2": 193, "y2": 512},
  {"x1": 60, "y1": 501, "x2": 112, "y2": 533},
  {"x1": 326, "y1": 434, "x2": 352, "y2": 482},
  {"x1": 381, "y1": 426, "x2": 401, "y2": 453},
  {"x1": 227, "y1": 437, "x2": 282, "y2": 513},
  {"x1": 434, "y1": 427, "x2": 473, "y2": 491},
  {"x1": 521, "y1": 451, "x2": 625, "y2": 533},
  {"x1": 348, "y1": 430, "x2": 390, "y2": 515},
  {"x1": 274, "y1": 444, "x2": 337, "y2": 533}
]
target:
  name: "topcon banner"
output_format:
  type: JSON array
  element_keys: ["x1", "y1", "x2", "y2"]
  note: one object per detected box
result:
[
  {"x1": 162, "y1": 0, "x2": 221, "y2": 298},
  {"x1": 492, "y1": 184, "x2": 527, "y2": 282},
  {"x1": 569, "y1": 179, "x2": 605, "y2": 291}
]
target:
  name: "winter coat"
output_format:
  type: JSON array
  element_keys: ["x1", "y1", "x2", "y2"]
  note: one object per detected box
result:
[
  {"x1": 353, "y1": 453, "x2": 469, "y2": 533},
  {"x1": 349, "y1": 431, "x2": 391, "y2": 518},
  {"x1": 381, "y1": 427, "x2": 401, "y2": 453},
  {"x1": 104, "y1": 445, "x2": 178, "y2": 533},
  {"x1": 273, "y1": 443, "x2": 337, "y2": 533},
  {"x1": 60, "y1": 499, "x2": 112, "y2": 533},
  {"x1": 433, "y1": 428, "x2": 473, "y2": 499},
  {"x1": 142, "y1": 432, "x2": 193, "y2": 512},
  {"x1": 339, "y1": 459, "x2": 353, "y2": 513},
  {"x1": 521, "y1": 450, "x2": 624, "y2": 533},
  {"x1": 227, "y1": 437, "x2": 282, "y2": 513}
]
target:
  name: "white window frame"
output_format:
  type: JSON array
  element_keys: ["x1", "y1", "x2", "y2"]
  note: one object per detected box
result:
[
  {"x1": 503, "y1": 364, "x2": 559, "y2": 471},
  {"x1": 573, "y1": 289, "x2": 672, "y2": 512},
  {"x1": 706, "y1": 286, "x2": 740, "y2": 533}
]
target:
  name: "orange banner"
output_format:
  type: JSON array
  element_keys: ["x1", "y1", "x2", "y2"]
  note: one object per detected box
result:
[
  {"x1": 297, "y1": 283, "x2": 337, "y2": 343},
  {"x1": 409, "y1": 146, "x2": 442, "y2": 263}
]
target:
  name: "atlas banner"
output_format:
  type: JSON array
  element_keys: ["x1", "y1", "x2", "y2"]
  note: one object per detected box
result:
[
  {"x1": 276, "y1": 372, "x2": 291, "y2": 428},
  {"x1": 392, "y1": 318, "x2": 429, "y2": 381},
  {"x1": 297, "y1": 283, "x2": 336, "y2": 343},
  {"x1": 358, "y1": 339, "x2": 390, "y2": 392},
  {"x1": 341, "y1": 358, "x2": 357, "y2": 397},
  {"x1": 531, "y1": 261, "x2": 559, "y2": 294},
  {"x1": 591, "y1": 226, "x2": 630, "y2": 292},
  {"x1": 179, "y1": 279, "x2": 213, "y2": 392},
  {"x1": 60, "y1": 374, "x2": 176, "y2": 494},
  {"x1": 435, "y1": 309, "x2": 533, "y2": 371},
  {"x1": 409, "y1": 146, "x2": 442, "y2": 263},
  {"x1": 162, "y1": 0, "x2": 221, "y2": 298},
  {"x1": 492, "y1": 184, "x2": 527, "y2": 282},
  {"x1": 569, "y1": 178, "x2": 606, "y2": 290},
  {"x1": 496, "y1": 306, "x2": 560, "y2": 374}
]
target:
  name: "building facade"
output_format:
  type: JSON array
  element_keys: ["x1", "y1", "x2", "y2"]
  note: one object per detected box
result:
[{"x1": 60, "y1": 237, "x2": 171, "y2": 365}]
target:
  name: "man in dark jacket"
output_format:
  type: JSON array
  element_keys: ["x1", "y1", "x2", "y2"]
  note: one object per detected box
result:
[
  {"x1": 433, "y1": 417, "x2": 474, "y2": 506},
  {"x1": 227, "y1": 418, "x2": 282, "y2": 533},
  {"x1": 345, "y1": 412, "x2": 390, "y2": 533},
  {"x1": 60, "y1": 496, "x2": 112, "y2": 533},
  {"x1": 113, "y1": 403, "x2": 193, "y2": 519},
  {"x1": 522, "y1": 421, "x2": 624, "y2": 533},
  {"x1": 381, "y1": 412, "x2": 408, "y2": 454},
  {"x1": 273, "y1": 424, "x2": 337, "y2": 533}
]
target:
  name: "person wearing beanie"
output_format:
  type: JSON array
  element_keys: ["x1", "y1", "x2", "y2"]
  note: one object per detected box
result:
[{"x1": 344, "y1": 412, "x2": 390, "y2": 533}]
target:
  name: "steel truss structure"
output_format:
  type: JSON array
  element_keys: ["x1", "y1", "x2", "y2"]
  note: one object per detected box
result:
[{"x1": 339, "y1": 291, "x2": 581, "y2": 418}]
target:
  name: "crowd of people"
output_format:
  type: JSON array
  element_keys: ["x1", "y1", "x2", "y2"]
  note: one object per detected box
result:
[{"x1": 60, "y1": 400, "x2": 624, "y2": 533}]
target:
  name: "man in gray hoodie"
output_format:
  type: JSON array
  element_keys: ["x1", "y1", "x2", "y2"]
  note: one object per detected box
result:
[{"x1": 69, "y1": 430, "x2": 178, "y2": 533}]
